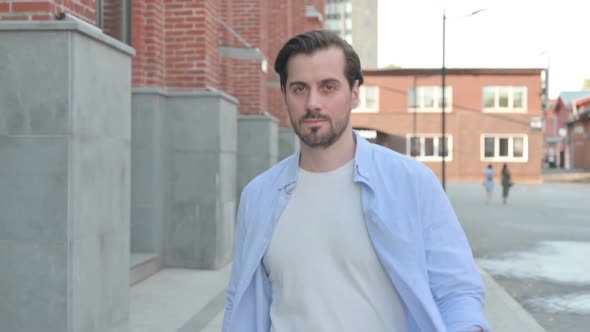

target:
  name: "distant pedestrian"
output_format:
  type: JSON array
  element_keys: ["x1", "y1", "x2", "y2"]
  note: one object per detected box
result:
[
  {"x1": 501, "y1": 163, "x2": 512, "y2": 204},
  {"x1": 483, "y1": 164, "x2": 494, "y2": 203}
]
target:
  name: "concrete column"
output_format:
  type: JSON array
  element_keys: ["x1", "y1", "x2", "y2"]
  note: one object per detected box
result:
[
  {"x1": 0, "y1": 21, "x2": 134, "y2": 332},
  {"x1": 163, "y1": 91, "x2": 238, "y2": 270},
  {"x1": 131, "y1": 90, "x2": 167, "y2": 256},
  {"x1": 238, "y1": 114, "x2": 279, "y2": 198}
]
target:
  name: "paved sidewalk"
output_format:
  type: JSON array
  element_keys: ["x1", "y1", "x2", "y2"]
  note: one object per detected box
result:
[
  {"x1": 480, "y1": 268, "x2": 546, "y2": 332},
  {"x1": 130, "y1": 265, "x2": 230, "y2": 332},
  {"x1": 131, "y1": 263, "x2": 546, "y2": 332}
]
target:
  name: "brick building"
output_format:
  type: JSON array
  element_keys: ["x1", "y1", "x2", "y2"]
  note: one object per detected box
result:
[
  {"x1": 0, "y1": 1, "x2": 325, "y2": 331},
  {"x1": 569, "y1": 96, "x2": 590, "y2": 170},
  {"x1": 352, "y1": 68, "x2": 545, "y2": 183},
  {"x1": 0, "y1": 0, "x2": 325, "y2": 118},
  {"x1": 547, "y1": 91, "x2": 590, "y2": 169}
]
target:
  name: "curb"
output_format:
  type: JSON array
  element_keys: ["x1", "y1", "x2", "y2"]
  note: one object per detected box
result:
[
  {"x1": 542, "y1": 172, "x2": 590, "y2": 183},
  {"x1": 479, "y1": 267, "x2": 547, "y2": 332}
]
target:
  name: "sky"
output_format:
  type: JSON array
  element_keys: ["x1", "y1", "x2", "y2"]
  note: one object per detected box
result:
[{"x1": 377, "y1": 0, "x2": 590, "y2": 98}]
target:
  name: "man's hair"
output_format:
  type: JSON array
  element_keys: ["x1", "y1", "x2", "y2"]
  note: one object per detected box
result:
[{"x1": 274, "y1": 30, "x2": 364, "y2": 93}]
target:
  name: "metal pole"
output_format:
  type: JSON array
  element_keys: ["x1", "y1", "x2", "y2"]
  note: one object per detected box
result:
[
  {"x1": 412, "y1": 75, "x2": 417, "y2": 157},
  {"x1": 442, "y1": 11, "x2": 447, "y2": 191}
]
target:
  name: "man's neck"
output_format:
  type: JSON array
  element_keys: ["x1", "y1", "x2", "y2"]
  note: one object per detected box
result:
[{"x1": 299, "y1": 130, "x2": 356, "y2": 173}]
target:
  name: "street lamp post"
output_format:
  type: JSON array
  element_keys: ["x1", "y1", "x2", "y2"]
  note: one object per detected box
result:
[
  {"x1": 442, "y1": 11, "x2": 447, "y2": 191},
  {"x1": 441, "y1": 9, "x2": 486, "y2": 191}
]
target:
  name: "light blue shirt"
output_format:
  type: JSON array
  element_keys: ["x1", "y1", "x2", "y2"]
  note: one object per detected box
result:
[{"x1": 223, "y1": 131, "x2": 491, "y2": 332}]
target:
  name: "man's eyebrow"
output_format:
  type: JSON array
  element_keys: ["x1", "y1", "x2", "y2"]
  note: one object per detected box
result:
[
  {"x1": 288, "y1": 78, "x2": 341, "y2": 87},
  {"x1": 320, "y1": 78, "x2": 341, "y2": 85},
  {"x1": 288, "y1": 81, "x2": 308, "y2": 88}
]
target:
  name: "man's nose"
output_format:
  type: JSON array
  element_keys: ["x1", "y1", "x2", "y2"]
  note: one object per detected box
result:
[{"x1": 306, "y1": 89, "x2": 321, "y2": 112}]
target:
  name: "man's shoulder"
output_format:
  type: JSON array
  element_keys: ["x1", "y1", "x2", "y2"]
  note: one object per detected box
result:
[{"x1": 241, "y1": 154, "x2": 296, "y2": 198}]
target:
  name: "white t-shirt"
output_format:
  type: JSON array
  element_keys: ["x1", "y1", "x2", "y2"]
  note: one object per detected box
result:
[{"x1": 262, "y1": 160, "x2": 407, "y2": 332}]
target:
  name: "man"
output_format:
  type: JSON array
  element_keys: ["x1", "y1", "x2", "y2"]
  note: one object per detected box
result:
[{"x1": 223, "y1": 30, "x2": 490, "y2": 332}]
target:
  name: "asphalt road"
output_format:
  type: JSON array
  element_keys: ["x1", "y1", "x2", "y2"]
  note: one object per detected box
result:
[{"x1": 447, "y1": 182, "x2": 590, "y2": 332}]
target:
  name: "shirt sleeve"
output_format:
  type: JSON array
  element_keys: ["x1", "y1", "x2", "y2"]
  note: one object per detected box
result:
[
  {"x1": 222, "y1": 189, "x2": 249, "y2": 332},
  {"x1": 420, "y1": 169, "x2": 492, "y2": 332}
]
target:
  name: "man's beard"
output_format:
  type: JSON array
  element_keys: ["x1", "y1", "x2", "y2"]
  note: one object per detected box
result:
[{"x1": 289, "y1": 111, "x2": 350, "y2": 149}]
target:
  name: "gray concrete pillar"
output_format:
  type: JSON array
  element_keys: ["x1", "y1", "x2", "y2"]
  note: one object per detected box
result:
[
  {"x1": 130, "y1": 90, "x2": 166, "y2": 256},
  {"x1": 0, "y1": 21, "x2": 134, "y2": 332},
  {"x1": 238, "y1": 114, "x2": 279, "y2": 198},
  {"x1": 163, "y1": 91, "x2": 238, "y2": 270},
  {"x1": 279, "y1": 127, "x2": 299, "y2": 161}
]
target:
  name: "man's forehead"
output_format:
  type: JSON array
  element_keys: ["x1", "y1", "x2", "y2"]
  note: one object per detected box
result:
[{"x1": 286, "y1": 46, "x2": 346, "y2": 82}]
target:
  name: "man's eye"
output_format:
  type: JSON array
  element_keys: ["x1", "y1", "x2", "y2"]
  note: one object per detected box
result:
[
  {"x1": 324, "y1": 84, "x2": 336, "y2": 91},
  {"x1": 294, "y1": 86, "x2": 306, "y2": 93}
]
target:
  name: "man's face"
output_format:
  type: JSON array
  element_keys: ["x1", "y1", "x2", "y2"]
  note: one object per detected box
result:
[{"x1": 284, "y1": 46, "x2": 359, "y2": 149}]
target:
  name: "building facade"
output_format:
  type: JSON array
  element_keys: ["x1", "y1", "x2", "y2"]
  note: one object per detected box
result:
[
  {"x1": 547, "y1": 91, "x2": 590, "y2": 169},
  {"x1": 0, "y1": 1, "x2": 324, "y2": 331},
  {"x1": 325, "y1": 0, "x2": 378, "y2": 68},
  {"x1": 569, "y1": 96, "x2": 590, "y2": 170},
  {"x1": 352, "y1": 68, "x2": 545, "y2": 183}
]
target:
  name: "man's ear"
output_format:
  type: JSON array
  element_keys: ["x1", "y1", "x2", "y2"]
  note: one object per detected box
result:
[{"x1": 351, "y1": 80, "x2": 360, "y2": 109}]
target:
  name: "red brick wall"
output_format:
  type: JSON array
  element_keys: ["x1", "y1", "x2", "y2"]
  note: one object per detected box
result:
[
  {"x1": 132, "y1": 0, "x2": 165, "y2": 88},
  {"x1": 164, "y1": 0, "x2": 221, "y2": 90},
  {"x1": 572, "y1": 99, "x2": 590, "y2": 170},
  {"x1": 572, "y1": 121, "x2": 590, "y2": 170},
  {"x1": 0, "y1": 0, "x2": 96, "y2": 23},
  {"x1": 291, "y1": 0, "x2": 306, "y2": 36},
  {"x1": 550, "y1": 100, "x2": 573, "y2": 167},
  {"x1": 220, "y1": 0, "x2": 234, "y2": 95},
  {"x1": 553, "y1": 100, "x2": 572, "y2": 138},
  {"x1": 352, "y1": 71, "x2": 545, "y2": 182},
  {"x1": 223, "y1": 0, "x2": 267, "y2": 115},
  {"x1": 102, "y1": 0, "x2": 122, "y2": 40}
]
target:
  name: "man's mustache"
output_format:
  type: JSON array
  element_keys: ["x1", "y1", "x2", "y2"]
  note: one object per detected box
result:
[{"x1": 300, "y1": 113, "x2": 330, "y2": 122}]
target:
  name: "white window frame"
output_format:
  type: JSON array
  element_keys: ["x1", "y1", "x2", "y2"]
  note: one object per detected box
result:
[
  {"x1": 407, "y1": 86, "x2": 453, "y2": 113},
  {"x1": 356, "y1": 129, "x2": 377, "y2": 140},
  {"x1": 354, "y1": 86, "x2": 379, "y2": 113},
  {"x1": 405, "y1": 134, "x2": 453, "y2": 162},
  {"x1": 482, "y1": 86, "x2": 527, "y2": 113},
  {"x1": 480, "y1": 134, "x2": 528, "y2": 162}
]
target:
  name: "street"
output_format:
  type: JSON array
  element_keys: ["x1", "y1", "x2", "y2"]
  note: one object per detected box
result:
[{"x1": 448, "y1": 182, "x2": 590, "y2": 332}]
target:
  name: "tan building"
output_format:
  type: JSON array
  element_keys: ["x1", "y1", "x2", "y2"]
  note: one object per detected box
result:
[
  {"x1": 325, "y1": 0, "x2": 378, "y2": 68},
  {"x1": 352, "y1": 68, "x2": 545, "y2": 183}
]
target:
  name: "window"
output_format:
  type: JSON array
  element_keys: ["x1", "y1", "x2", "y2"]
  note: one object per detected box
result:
[
  {"x1": 357, "y1": 129, "x2": 377, "y2": 141},
  {"x1": 345, "y1": 1, "x2": 352, "y2": 14},
  {"x1": 326, "y1": 19, "x2": 341, "y2": 30},
  {"x1": 97, "y1": 0, "x2": 131, "y2": 44},
  {"x1": 481, "y1": 135, "x2": 528, "y2": 162},
  {"x1": 408, "y1": 86, "x2": 452, "y2": 112},
  {"x1": 482, "y1": 86, "x2": 527, "y2": 112},
  {"x1": 354, "y1": 86, "x2": 379, "y2": 112},
  {"x1": 406, "y1": 135, "x2": 453, "y2": 161}
]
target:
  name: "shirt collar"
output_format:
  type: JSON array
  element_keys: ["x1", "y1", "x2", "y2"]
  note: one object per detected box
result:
[
  {"x1": 353, "y1": 130, "x2": 372, "y2": 183},
  {"x1": 278, "y1": 130, "x2": 372, "y2": 192}
]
